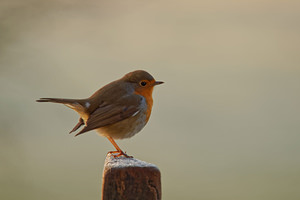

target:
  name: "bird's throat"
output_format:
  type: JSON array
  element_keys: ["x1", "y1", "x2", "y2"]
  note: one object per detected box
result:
[{"x1": 134, "y1": 87, "x2": 154, "y2": 121}]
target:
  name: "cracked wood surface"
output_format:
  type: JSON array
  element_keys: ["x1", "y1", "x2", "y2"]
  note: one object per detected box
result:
[{"x1": 102, "y1": 154, "x2": 161, "y2": 200}]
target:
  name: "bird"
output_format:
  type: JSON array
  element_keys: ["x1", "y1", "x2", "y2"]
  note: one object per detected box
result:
[{"x1": 36, "y1": 70, "x2": 163, "y2": 157}]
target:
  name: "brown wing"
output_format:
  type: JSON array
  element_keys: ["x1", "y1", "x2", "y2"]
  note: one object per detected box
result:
[
  {"x1": 75, "y1": 96, "x2": 141, "y2": 136},
  {"x1": 69, "y1": 118, "x2": 84, "y2": 134}
]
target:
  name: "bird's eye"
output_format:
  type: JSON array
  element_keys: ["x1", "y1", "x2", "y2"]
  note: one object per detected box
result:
[{"x1": 140, "y1": 81, "x2": 147, "y2": 86}]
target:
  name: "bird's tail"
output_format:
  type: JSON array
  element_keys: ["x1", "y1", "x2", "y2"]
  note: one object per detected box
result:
[
  {"x1": 36, "y1": 97, "x2": 78, "y2": 104},
  {"x1": 37, "y1": 98, "x2": 88, "y2": 134},
  {"x1": 36, "y1": 97, "x2": 85, "y2": 110}
]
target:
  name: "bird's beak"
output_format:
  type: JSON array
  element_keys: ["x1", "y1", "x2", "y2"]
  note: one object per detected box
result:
[{"x1": 154, "y1": 81, "x2": 164, "y2": 85}]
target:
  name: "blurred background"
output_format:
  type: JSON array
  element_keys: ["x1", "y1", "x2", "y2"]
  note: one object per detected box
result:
[{"x1": 1, "y1": 0, "x2": 300, "y2": 199}]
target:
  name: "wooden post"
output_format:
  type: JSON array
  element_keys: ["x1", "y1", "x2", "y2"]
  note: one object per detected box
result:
[{"x1": 102, "y1": 154, "x2": 161, "y2": 200}]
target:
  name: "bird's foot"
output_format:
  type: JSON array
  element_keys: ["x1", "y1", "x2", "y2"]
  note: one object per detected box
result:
[{"x1": 107, "y1": 150, "x2": 133, "y2": 158}]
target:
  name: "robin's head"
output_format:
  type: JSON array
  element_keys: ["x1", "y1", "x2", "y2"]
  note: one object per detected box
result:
[
  {"x1": 121, "y1": 70, "x2": 163, "y2": 117},
  {"x1": 123, "y1": 70, "x2": 164, "y2": 89}
]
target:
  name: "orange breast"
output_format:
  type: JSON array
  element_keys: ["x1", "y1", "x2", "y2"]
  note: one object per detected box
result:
[{"x1": 134, "y1": 86, "x2": 154, "y2": 122}]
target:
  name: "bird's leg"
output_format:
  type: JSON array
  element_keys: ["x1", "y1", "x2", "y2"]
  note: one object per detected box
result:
[{"x1": 107, "y1": 136, "x2": 133, "y2": 158}]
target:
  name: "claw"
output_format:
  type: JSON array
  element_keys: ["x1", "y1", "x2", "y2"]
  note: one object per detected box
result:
[
  {"x1": 106, "y1": 136, "x2": 133, "y2": 158},
  {"x1": 107, "y1": 150, "x2": 133, "y2": 158}
]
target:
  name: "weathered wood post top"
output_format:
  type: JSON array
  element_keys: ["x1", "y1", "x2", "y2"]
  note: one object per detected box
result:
[{"x1": 102, "y1": 154, "x2": 161, "y2": 200}]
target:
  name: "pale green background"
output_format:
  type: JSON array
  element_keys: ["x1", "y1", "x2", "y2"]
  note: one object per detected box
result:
[{"x1": 1, "y1": 0, "x2": 300, "y2": 199}]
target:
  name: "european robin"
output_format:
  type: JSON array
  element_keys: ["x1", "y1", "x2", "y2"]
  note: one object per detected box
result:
[{"x1": 36, "y1": 70, "x2": 163, "y2": 157}]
